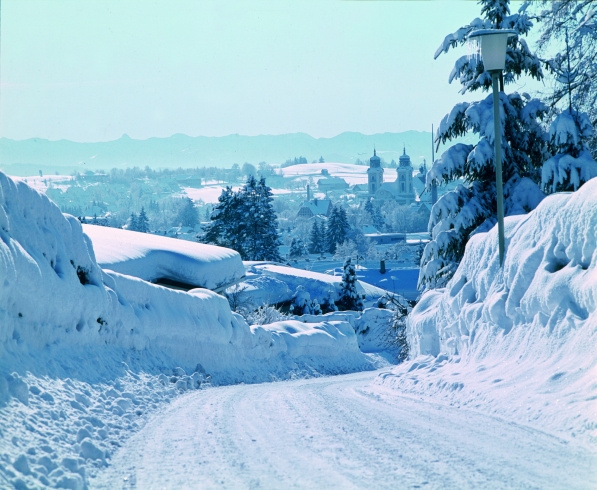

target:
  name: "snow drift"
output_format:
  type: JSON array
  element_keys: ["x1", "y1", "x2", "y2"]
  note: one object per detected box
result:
[
  {"x1": 379, "y1": 179, "x2": 597, "y2": 444},
  {"x1": 243, "y1": 263, "x2": 388, "y2": 307},
  {"x1": 83, "y1": 224, "x2": 245, "y2": 291},
  {"x1": 0, "y1": 171, "x2": 381, "y2": 489}
]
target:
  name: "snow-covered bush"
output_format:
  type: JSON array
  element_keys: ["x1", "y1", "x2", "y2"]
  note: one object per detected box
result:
[
  {"x1": 333, "y1": 239, "x2": 358, "y2": 261},
  {"x1": 420, "y1": 0, "x2": 549, "y2": 290},
  {"x1": 245, "y1": 305, "x2": 289, "y2": 326},
  {"x1": 320, "y1": 289, "x2": 338, "y2": 314},
  {"x1": 289, "y1": 285, "x2": 321, "y2": 316},
  {"x1": 337, "y1": 257, "x2": 364, "y2": 311}
]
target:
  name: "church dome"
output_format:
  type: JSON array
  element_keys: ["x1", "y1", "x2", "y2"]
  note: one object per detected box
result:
[
  {"x1": 369, "y1": 149, "x2": 381, "y2": 168},
  {"x1": 399, "y1": 147, "x2": 412, "y2": 167}
]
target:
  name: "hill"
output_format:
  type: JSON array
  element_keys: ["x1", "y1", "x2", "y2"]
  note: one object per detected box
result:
[{"x1": 0, "y1": 131, "x2": 441, "y2": 175}]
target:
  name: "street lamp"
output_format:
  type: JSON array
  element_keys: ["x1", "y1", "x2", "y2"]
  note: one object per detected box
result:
[{"x1": 468, "y1": 29, "x2": 516, "y2": 266}]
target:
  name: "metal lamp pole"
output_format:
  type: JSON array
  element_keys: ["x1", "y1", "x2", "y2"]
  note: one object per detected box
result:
[
  {"x1": 468, "y1": 29, "x2": 516, "y2": 267},
  {"x1": 490, "y1": 70, "x2": 505, "y2": 265}
]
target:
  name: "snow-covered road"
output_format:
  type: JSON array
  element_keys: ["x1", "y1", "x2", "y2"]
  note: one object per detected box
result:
[{"x1": 93, "y1": 370, "x2": 595, "y2": 490}]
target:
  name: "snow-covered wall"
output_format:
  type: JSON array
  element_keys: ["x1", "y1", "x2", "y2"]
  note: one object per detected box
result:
[{"x1": 381, "y1": 179, "x2": 597, "y2": 443}]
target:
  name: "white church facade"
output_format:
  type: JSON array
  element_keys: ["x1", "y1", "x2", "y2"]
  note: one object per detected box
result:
[{"x1": 365, "y1": 148, "x2": 417, "y2": 205}]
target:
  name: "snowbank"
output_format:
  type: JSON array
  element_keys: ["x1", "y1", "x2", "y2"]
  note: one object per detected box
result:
[
  {"x1": 0, "y1": 172, "x2": 381, "y2": 489},
  {"x1": 83, "y1": 224, "x2": 245, "y2": 291},
  {"x1": 294, "y1": 308, "x2": 397, "y2": 355},
  {"x1": 244, "y1": 263, "x2": 388, "y2": 307},
  {"x1": 379, "y1": 179, "x2": 597, "y2": 445}
]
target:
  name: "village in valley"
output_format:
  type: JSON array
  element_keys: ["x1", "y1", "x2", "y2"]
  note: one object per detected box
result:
[{"x1": 1, "y1": 0, "x2": 596, "y2": 489}]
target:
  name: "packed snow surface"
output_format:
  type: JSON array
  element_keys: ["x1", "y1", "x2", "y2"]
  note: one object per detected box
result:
[
  {"x1": 82, "y1": 224, "x2": 245, "y2": 290},
  {"x1": 94, "y1": 370, "x2": 596, "y2": 489},
  {"x1": 381, "y1": 179, "x2": 597, "y2": 445},
  {"x1": 0, "y1": 172, "x2": 384, "y2": 489}
]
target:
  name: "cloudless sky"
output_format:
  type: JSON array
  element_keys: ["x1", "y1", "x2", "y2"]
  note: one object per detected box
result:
[{"x1": 0, "y1": 0, "x2": 541, "y2": 142}]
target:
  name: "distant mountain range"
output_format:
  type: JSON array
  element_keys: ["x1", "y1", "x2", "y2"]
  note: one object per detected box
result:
[{"x1": 0, "y1": 131, "x2": 470, "y2": 176}]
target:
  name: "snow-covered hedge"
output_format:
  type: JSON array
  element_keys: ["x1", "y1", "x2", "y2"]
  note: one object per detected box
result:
[{"x1": 381, "y1": 178, "x2": 597, "y2": 443}]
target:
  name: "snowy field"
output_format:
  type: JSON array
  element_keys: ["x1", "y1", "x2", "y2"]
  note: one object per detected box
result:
[
  {"x1": 183, "y1": 185, "x2": 296, "y2": 203},
  {"x1": 11, "y1": 175, "x2": 74, "y2": 193},
  {"x1": 278, "y1": 162, "x2": 370, "y2": 185}
]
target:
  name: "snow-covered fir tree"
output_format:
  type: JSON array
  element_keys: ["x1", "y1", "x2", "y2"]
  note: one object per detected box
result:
[
  {"x1": 326, "y1": 205, "x2": 350, "y2": 254},
  {"x1": 289, "y1": 238, "x2": 307, "y2": 258},
  {"x1": 203, "y1": 187, "x2": 236, "y2": 247},
  {"x1": 420, "y1": 0, "x2": 549, "y2": 290},
  {"x1": 337, "y1": 257, "x2": 363, "y2": 311},
  {"x1": 542, "y1": 109, "x2": 597, "y2": 192},
  {"x1": 364, "y1": 198, "x2": 386, "y2": 231},
  {"x1": 137, "y1": 206, "x2": 150, "y2": 233},
  {"x1": 127, "y1": 212, "x2": 139, "y2": 231},
  {"x1": 204, "y1": 177, "x2": 282, "y2": 261},
  {"x1": 534, "y1": 0, "x2": 597, "y2": 156},
  {"x1": 239, "y1": 176, "x2": 282, "y2": 262},
  {"x1": 177, "y1": 198, "x2": 199, "y2": 228},
  {"x1": 308, "y1": 219, "x2": 326, "y2": 254}
]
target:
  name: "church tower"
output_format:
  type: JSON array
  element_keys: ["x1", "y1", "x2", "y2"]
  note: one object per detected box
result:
[
  {"x1": 396, "y1": 147, "x2": 415, "y2": 204},
  {"x1": 367, "y1": 149, "x2": 384, "y2": 196}
]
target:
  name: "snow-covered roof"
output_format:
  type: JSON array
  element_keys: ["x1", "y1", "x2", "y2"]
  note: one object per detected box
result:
[
  {"x1": 297, "y1": 198, "x2": 332, "y2": 218},
  {"x1": 317, "y1": 177, "x2": 349, "y2": 189},
  {"x1": 83, "y1": 224, "x2": 245, "y2": 291}
]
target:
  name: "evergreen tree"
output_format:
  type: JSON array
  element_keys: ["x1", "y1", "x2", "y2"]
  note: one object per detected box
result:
[
  {"x1": 137, "y1": 206, "x2": 150, "y2": 233},
  {"x1": 128, "y1": 212, "x2": 139, "y2": 231},
  {"x1": 534, "y1": 1, "x2": 597, "y2": 156},
  {"x1": 420, "y1": 0, "x2": 549, "y2": 290},
  {"x1": 204, "y1": 177, "x2": 282, "y2": 261},
  {"x1": 308, "y1": 219, "x2": 325, "y2": 254},
  {"x1": 204, "y1": 187, "x2": 240, "y2": 248},
  {"x1": 289, "y1": 238, "x2": 307, "y2": 258},
  {"x1": 326, "y1": 205, "x2": 350, "y2": 254},
  {"x1": 177, "y1": 198, "x2": 199, "y2": 228},
  {"x1": 337, "y1": 257, "x2": 363, "y2": 311},
  {"x1": 238, "y1": 176, "x2": 282, "y2": 261},
  {"x1": 541, "y1": 109, "x2": 597, "y2": 192}
]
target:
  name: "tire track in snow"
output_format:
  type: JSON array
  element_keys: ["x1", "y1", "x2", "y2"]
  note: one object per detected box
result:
[{"x1": 92, "y1": 370, "x2": 596, "y2": 489}]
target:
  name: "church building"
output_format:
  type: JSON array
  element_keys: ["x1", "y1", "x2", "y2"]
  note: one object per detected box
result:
[{"x1": 365, "y1": 147, "x2": 416, "y2": 205}]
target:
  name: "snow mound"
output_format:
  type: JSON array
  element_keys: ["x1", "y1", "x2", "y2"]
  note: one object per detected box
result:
[
  {"x1": 83, "y1": 224, "x2": 245, "y2": 291},
  {"x1": 0, "y1": 172, "x2": 381, "y2": 489},
  {"x1": 245, "y1": 263, "x2": 388, "y2": 307},
  {"x1": 294, "y1": 308, "x2": 397, "y2": 355},
  {"x1": 379, "y1": 179, "x2": 597, "y2": 444}
]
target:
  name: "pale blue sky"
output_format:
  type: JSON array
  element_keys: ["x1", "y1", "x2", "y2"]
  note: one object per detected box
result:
[{"x1": 0, "y1": 0, "x2": 540, "y2": 142}]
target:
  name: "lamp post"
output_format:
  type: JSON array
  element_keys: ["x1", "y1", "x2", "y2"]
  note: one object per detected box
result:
[{"x1": 468, "y1": 29, "x2": 516, "y2": 266}]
